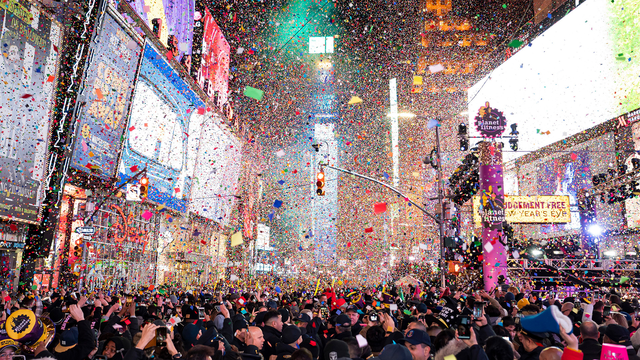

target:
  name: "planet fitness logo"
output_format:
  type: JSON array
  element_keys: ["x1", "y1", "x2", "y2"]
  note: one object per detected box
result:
[
  {"x1": 10, "y1": 314, "x2": 31, "y2": 334},
  {"x1": 474, "y1": 102, "x2": 507, "y2": 138}
]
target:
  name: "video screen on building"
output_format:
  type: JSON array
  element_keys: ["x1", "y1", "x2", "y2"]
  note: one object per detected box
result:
[
  {"x1": 0, "y1": 1, "x2": 62, "y2": 224},
  {"x1": 119, "y1": 43, "x2": 206, "y2": 213},
  {"x1": 71, "y1": 11, "x2": 143, "y2": 179},
  {"x1": 468, "y1": 0, "x2": 640, "y2": 162},
  {"x1": 188, "y1": 114, "x2": 241, "y2": 225}
]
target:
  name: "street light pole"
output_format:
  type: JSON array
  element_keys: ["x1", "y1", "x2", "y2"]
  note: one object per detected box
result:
[{"x1": 435, "y1": 126, "x2": 446, "y2": 288}]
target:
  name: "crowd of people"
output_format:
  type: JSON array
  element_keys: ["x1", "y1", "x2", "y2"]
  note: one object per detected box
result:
[{"x1": 0, "y1": 282, "x2": 637, "y2": 360}]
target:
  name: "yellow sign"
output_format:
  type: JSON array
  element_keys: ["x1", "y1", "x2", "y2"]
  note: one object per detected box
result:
[{"x1": 473, "y1": 195, "x2": 571, "y2": 225}]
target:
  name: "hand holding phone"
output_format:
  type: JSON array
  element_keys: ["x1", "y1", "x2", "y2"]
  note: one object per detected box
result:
[{"x1": 458, "y1": 316, "x2": 471, "y2": 339}]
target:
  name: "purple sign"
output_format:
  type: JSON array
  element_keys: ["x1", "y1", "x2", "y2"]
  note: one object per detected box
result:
[{"x1": 474, "y1": 102, "x2": 507, "y2": 138}]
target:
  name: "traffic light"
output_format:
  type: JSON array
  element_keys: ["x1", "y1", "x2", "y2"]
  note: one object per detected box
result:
[
  {"x1": 509, "y1": 124, "x2": 519, "y2": 151},
  {"x1": 316, "y1": 171, "x2": 325, "y2": 196},
  {"x1": 140, "y1": 176, "x2": 149, "y2": 198},
  {"x1": 73, "y1": 238, "x2": 83, "y2": 258},
  {"x1": 509, "y1": 138, "x2": 518, "y2": 151},
  {"x1": 458, "y1": 124, "x2": 468, "y2": 151}
]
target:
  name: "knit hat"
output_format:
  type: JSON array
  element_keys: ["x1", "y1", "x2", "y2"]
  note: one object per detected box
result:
[
  {"x1": 517, "y1": 298, "x2": 530, "y2": 309},
  {"x1": 301, "y1": 337, "x2": 320, "y2": 359},
  {"x1": 324, "y1": 339, "x2": 350, "y2": 360},
  {"x1": 505, "y1": 292, "x2": 515, "y2": 302},
  {"x1": 282, "y1": 325, "x2": 302, "y2": 344}
]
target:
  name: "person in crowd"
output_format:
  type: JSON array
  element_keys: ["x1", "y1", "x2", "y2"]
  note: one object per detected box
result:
[{"x1": 577, "y1": 321, "x2": 600, "y2": 360}]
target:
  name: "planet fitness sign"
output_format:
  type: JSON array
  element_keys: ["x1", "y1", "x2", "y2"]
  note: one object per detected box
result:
[{"x1": 474, "y1": 102, "x2": 507, "y2": 138}]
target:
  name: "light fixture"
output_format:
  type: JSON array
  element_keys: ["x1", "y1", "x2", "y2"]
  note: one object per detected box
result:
[
  {"x1": 531, "y1": 249, "x2": 543, "y2": 256},
  {"x1": 553, "y1": 251, "x2": 562, "y2": 255},
  {"x1": 587, "y1": 224, "x2": 603, "y2": 237},
  {"x1": 408, "y1": 256, "x2": 415, "y2": 261},
  {"x1": 603, "y1": 250, "x2": 617, "y2": 257},
  {"x1": 626, "y1": 252, "x2": 637, "y2": 256}
]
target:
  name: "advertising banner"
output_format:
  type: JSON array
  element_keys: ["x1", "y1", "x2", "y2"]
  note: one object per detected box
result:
[
  {"x1": 478, "y1": 141, "x2": 506, "y2": 290},
  {"x1": 118, "y1": 43, "x2": 206, "y2": 213},
  {"x1": 0, "y1": 0, "x2": 62, "y2": 224},
  {"x1": 191, "y1": 2, "x2": 230, "y2": 107},
  {"x1": 473, "y1": 195, "x2": 571, "y2": 225},
  {"x1": 70, "y1": 12, "x2": 143, "y2": 178},
  {"x1": 188, "y1": 113, "x2": 241, "y2": 225},
  {"x1": 127, "y1": 0, "x2": 195, "y2": 67}
]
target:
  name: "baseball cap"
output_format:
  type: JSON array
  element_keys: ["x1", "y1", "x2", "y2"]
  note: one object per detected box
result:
[
  {"x1": 346, "y1": 305, "x2": 359, "y2": 313},
  {"x1": 402, "y1": 329, "x2": 431, "y2": 347},
  {"x1": 335, "y1": 314, "x2": 351, "y2": 328},
  {"x1": 54, "y1": 327, "x2": 78, "y2": 353},
  {"x1": 296, "y1": 313, "x2": 312, "y2": 323}
]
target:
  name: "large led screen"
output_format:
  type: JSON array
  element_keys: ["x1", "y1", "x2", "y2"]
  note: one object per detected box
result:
[
  {"x1": 0, "y1": 1, "x2": 62, "y2": 224},
  {"x1": 191, "y1": 3, "x2": 230, "y2": 108},
  {"x1": 128, "y1": 0, "x2": 195, "y2": 69},
  {"x1": 468, "y1": 0, "x2": 640, "y2": 162},
  {"x1": 188, "y1": 113, "x2": 241, "y2": 226},
  {"x1": 71, "y1": 11, "x2": 143, "y2": 178},
  {"x1": 118, "y1": 43, "x2": 206, "y2": 213}
]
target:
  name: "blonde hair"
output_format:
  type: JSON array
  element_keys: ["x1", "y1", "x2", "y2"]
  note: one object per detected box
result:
[{"x1": 612, "y1": 312, "x2": 628, "y2": 329}]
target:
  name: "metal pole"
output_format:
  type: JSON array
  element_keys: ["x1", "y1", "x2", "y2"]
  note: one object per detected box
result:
[
  {"x1": 319, "y1": 163, "x2": 441, "y2": 224},
  {"x1": 435, "y1": 127, "x2": 446, "y2": 288}
]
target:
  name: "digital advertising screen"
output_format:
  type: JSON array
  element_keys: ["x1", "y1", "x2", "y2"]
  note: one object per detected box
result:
[
  {"x1": 70, "y1": 11, "x2": 143, "y2": 179},
  {"x1": 127, "y1": 0, "x2": 195, "y2": 69},
  {"x1": 0, "y1": 1, "x2": 62, "y2": 224},
  {"x1": 468, "y1": 0, "x2": 640, "y2": 162},
  {"x1": 191, "y1": 2, "x2": 230, "y2": 107},
  {"x1": 118, "y1": 43, "x2": 206, "y2": 213},
  {"x1": 188, "y1": 113, "x2": 241, "y2": 226}
]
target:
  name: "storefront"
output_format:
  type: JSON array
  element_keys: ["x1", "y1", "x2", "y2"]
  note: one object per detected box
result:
[
  {"x1": 49, "y1": 184, "x2": 160, "y2": 290},
  {"x1": 0, "y1": 222, "x2": 27, "y2": 291}
]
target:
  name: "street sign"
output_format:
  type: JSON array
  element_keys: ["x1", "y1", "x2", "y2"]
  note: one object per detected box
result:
[
  {"x1": 126, "y1": 183, "x2": 141, "y2": 201},
  {"x1": 75, "y1": 226, "x2": 95, "y2": 235}
]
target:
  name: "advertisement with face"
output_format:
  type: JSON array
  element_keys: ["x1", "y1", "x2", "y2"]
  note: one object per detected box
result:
[
  {"x1": 0, "y1": 1, "x2": 62, "y2": 224},
  {"x1": 188, "y1": 113, "x2": 241, "y2": 225},
  {"x1": 118, "y1": 43, "x2": 206, "y2": 213},
  {"x1": 191, "y1": 4, "x2": 230, "y2": 108},
  {"x1": 70, "y1": 12, "x2": 143, "y2": 178}
]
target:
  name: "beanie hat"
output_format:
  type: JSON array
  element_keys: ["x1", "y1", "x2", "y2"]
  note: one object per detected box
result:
[
  {"x1": 282, "y1": 325, "x2": 302, "y2": 344},
  {"x1": 324, "y1": 339, "x2": 350, "y2": 360},
  {"x1": 301, "y1": 337, "x2": 320, "y2": 359},
  {"x1": 517, "y1": 298, "x2": 530, "y2": 309}
]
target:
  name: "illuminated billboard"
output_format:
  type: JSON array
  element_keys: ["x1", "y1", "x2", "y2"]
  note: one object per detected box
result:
[
  {"x1": 188, "y1": 113, "x2": 241, "y2": 225},
  {"x1": 71, "y1": 11, "x2": 143, "y2": 178},
  {"x1": 118, "y1": 43, "x2": 206, "y2": 212},
  {"x1": 0, "y1": 1, "x2": 62, "y2": 224},
  {"x1": 473, "y1": 195, "x2": 571, "y2": 225},
  {"x1": 127, "y1": 0, "x2": 195, "y2": 68},
  {"x1": 468, "y1": 0, "x2": 640, "y2": 162},
  {"x1": 191, "y1": 3, "x2": 230, "y2": 108}
]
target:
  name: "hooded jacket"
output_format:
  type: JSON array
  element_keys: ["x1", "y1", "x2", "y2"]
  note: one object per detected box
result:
[{"x1": 435, "y1": 339, "x2": 469, "y2": 360}]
